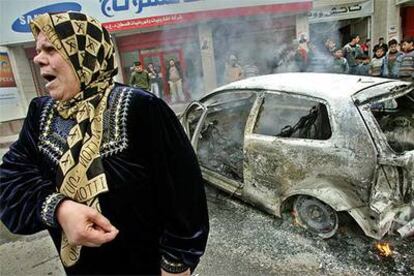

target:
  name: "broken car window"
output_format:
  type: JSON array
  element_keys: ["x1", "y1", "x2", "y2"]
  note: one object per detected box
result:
[
  {"x1": 254, "y1": 93, "x2": 332, "y2": 140},
  {"x1": 370, "y1": 92, "x2": 414, "y2": 153},
  {"x1": 196, "y1": 90, "x2": 257, "y2": 181}
]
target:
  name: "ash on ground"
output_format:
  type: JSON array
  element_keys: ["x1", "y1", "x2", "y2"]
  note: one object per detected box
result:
[{"x1": 198, "y1": 185, "x2": 414, "y2": 276}]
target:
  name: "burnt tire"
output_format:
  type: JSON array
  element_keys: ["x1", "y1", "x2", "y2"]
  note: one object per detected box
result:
[{"x1": 293, "y1": 195, "x2": 338, "y2": 239}]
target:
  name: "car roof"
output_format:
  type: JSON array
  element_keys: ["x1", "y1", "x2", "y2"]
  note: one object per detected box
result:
[{"x1": 212, "y1": 73, "x2": 405, "y2": 100}]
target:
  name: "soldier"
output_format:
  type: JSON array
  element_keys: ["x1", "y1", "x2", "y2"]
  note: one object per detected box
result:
[{"x1": 129, "y1": 61, "x2": 150, "y2": 90}]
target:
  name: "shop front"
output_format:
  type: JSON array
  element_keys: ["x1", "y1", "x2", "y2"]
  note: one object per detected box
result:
[
  {"x1": 117, "y1": 26, "x2": 202, "y2": 102},
  {"x1": 309, "y1": 0, "x2": 373, "y2": 48}
]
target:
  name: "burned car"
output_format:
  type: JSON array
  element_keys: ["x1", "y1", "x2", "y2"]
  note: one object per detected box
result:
[{"x1": 180, "y1": 73, "x2": 413, "y2": 239}]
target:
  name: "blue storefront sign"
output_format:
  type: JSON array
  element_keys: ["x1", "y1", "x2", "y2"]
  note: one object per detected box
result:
[
  {"x1": 11, "y1": 2, "x2": 82, "y2": 33},
  {"x1": 100, "y1": 0, "x2": 202, "y2": 18}
]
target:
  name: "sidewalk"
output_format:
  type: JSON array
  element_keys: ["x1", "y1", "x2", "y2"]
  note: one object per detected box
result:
[{"x1": 0, "y1": 222, "x2": 65, "y2": 276}]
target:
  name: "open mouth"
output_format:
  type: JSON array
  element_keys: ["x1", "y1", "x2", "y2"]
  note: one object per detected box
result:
[
  {"x1": 42, "y1": 73, "x2": 57, "y2": 88},
  {"x1": 42, "y1": 73, "x2": 56, "y2": 83}
]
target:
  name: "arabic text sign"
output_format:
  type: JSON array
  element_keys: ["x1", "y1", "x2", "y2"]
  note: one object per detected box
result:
[
  {"x1": 100, "y1": 0, "x2": 203, "y2": 17},
  {"x1": 103, "y1": 1, "x2": 312, "y2": 32},
  {"x1": 309, "y1": 0, "x2": 373, "y2": 24},
  {"x1": 103, "y1": 13, "x2": 185, "y2": 31}
]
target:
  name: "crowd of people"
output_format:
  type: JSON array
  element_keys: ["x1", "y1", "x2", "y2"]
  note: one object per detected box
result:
[
  {"x1": 128, "y1": 34, "x2": 413, "y2": 103},
  {"x1": 224, "y1": 35, "x2": 414, "y2": 84}
]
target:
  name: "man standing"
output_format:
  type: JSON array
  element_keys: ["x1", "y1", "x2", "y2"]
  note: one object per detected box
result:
[
  {"x1": 374, "y1": 37, "x2": 389, "y2": 54},
  {"x1": 147, "y1": 63, "x2": 162, "y2": 98},
  {"x1": 343, "y1": 34, "x2": 363, "y2": 74},
  {"x1": 383, "y1": 39, "x2": 403, "y2": 79},
  {"x1": 0, "y1": 11, "x2": 209, "y2": 275},
  {"x1": 398, "y1": 37, "x2": 414, "y2": 82},
  {"x1": 129, "y1": 61, "x2": 150, "y2": 90},
  {"x1": 167, "y1": 59, "x2": 185, "y2": 103},
  {"x1": 360, "y1": 38, "x2": 371, "y2": 56},
  {"x1": 330, "y1": 48, "x2": 349, "y2": 74},
  {"x1": 224, "y1": 54, "x2": 244, "y2": 83},
  {"x1": 369, "y1": 45, "x2": 386, "y2": 77}
]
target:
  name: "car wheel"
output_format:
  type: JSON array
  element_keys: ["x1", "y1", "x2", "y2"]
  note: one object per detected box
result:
[{"x1": 293, "y1": 195, "x2": 338, "y2": 239}]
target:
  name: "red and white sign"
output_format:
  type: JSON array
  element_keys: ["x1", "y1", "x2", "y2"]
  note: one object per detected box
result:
[
  {"x1": 103, "y1": 2, "x2": 313, "y2": 32},
  {"x1": 1, "y1": 0, "x2": 312, "y2": 45}
]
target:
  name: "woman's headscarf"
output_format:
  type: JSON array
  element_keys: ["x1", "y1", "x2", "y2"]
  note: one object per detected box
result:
[{"x1": 30, "y1": 11, "x2": 118, "y2": 267}]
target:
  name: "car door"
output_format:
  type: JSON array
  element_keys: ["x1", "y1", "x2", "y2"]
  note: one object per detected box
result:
[
  {"x1": 181, "y1": 90, "x2": 257, "y2": 194},
  {"x1": 242, "y1": 91, "x2": 339, "y2": 211}
]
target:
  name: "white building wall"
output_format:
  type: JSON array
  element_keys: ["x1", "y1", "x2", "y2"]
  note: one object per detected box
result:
[{"x1": 371, "y1": 0, "x2": 401, "y2": 44}]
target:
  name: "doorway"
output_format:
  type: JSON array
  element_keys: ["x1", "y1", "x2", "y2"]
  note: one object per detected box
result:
[{"x1": 141, "y1": 49, "x2": 188, "y2": 102}]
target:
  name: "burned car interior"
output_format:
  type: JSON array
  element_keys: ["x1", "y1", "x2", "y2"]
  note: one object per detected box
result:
[
  {"x1": 188, "y1": 91, "x2": 256, "y2": 181},
  {"x1": 370, "y1": 91, "x2": 414, "y2": 153},
  {"x1": 254, "y1": 93, "x2": 332, "y2": 140}
]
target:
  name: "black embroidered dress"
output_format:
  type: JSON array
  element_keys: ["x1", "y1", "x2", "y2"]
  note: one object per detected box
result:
[{"x1": 0, "y1": 84, "x2": 209, "y2": 275}]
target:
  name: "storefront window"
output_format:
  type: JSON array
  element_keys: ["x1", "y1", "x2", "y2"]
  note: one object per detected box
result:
[{"x1": 117, "y1": 28, "x2": 203, "y2": 103}]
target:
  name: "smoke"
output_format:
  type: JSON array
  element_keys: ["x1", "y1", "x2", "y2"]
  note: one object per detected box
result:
[
  {"x1": 209, "y1": 13, "x2": 349, "y2": 86},
  {"x1": 121, "y1": 8, "x2": 355, "y2": 103},
  {"x1": 211, "y1": 14, "x2": 298, "y2": 85}
]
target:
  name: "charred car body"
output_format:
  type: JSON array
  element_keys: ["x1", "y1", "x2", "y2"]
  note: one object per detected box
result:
[{"x1": 180, "y1": 73, "x2": 414, "y2": 239}]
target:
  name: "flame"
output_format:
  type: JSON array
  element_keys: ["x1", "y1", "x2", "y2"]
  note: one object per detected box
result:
[
  {"x1": 291, "y1": 210, "x2": 300, "y2": 225},
  {"x1": 375, "y1": 242, "x2": 393, "y2": 257}
]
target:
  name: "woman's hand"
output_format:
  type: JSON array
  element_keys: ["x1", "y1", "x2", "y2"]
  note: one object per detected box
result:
[{"x1": 56, "y1": 200, "x2": 119, "y2": 247}]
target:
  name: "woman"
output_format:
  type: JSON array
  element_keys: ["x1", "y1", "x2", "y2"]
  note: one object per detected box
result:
[{"x1": 0, "y1": 11, "x2": 209, "y2": 275}]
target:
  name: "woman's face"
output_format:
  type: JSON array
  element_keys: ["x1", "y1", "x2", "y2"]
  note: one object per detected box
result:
[{"x1": 33, "y1": 32, "x2": 80, "y2": 101}]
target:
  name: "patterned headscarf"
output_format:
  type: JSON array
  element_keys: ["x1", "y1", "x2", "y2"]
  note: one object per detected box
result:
[{"x1": 30, "y1": 11, "x2": 118, "y2": 267}]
